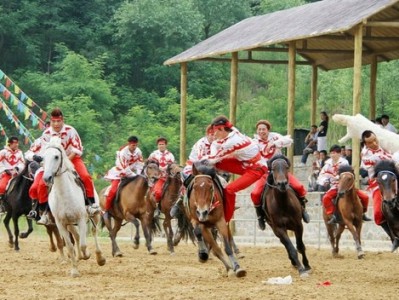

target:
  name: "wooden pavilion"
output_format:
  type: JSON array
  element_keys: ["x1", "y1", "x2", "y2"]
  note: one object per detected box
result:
[{"x1": 164, "y1": 0, "x2": 399, "y2": 178}]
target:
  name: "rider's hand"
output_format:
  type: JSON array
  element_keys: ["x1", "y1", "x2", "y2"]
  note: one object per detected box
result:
[
  {"x1": 33, "y1": 155, "x2": 43, "y2": 163},
  {"x1": 4, "y1": 169, "x2": 12, "y2": 175}
]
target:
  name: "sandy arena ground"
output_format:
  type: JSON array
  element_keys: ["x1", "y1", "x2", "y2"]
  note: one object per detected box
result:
[{"x1": 0, "y1": 224, "x2": 398, "y2": 300}]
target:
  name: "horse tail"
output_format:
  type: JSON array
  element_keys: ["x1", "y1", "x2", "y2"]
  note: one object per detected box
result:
[
  {"x1": 174, "y1": 206, "x2": 196, "y2": 244},
  {"x1": 151, "y1": 216, "x2": 162, "y2": 234}
]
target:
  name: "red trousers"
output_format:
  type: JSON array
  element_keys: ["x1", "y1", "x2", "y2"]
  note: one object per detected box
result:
[
  {"x1": 30, "y1": 156, "x2": 94, "y2": 204},
  {"x1": 322, "y1": 187, "x2": 369, "y2": 215},
  {"x1": 0, "y1": 173, "x2": 12, "y2": 195},
  {"x1": 151, "y1": 177, "x2": 166, "y2": 202},
  {"x1": 105, "y1": 179, "x2": 120, "y2": 210},
  {"x1": 250, "y1": 173, "x2": 306, "y2": 206},
  {"x1": 29, "y1": 170, "x2": 48, "y2": 203},
  {"x1": 215, "y1": 158, "x2": 266, "y2": 222},
  {"x1": 371, "y1": 188, "x2": 384, "y2": 225}
]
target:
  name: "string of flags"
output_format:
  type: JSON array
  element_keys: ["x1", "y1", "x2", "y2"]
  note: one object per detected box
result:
[{"x1": 0, "y1": 68, "x2": 47, "y2": 145}]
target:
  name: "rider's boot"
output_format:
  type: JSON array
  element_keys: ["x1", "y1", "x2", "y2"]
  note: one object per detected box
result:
[
  {"x1": 37, "y1": 203, "x2": 50, "y2": 225},
  {"x1": 27, "y1": 199, "x2": 39, "y2": 220},
  {"x1": 254, "y1": 205, "x2": 266, "y2": 231},
  {"x1": 0, "y1": 194, "x2": 5, "y2": 214},
  {"x1": 86, "y1": 197, "x2": 100, "y2": 217},
  {"x1": 170, "y1": 197, "x2": 183, "y2": 218},
  {"x1": 380, "y1": 222, "x2": 394, "y2": 242},
  {"x1": 327, "y1": 213, "x2": 338, "y2": 225},
  {"x1": 298, "y1": 197, "x2": 310, "y2": 223},
  {"x1": 362, "y1": 213, "x2": 372, "y2": 222}
]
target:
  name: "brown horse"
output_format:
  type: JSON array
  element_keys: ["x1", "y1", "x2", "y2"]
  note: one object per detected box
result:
[
  {"x1": 374, "y1": 159, "x2": 399, "y2": 252},
  {"x1": 99, "y1": 160, "x2": 160, "y2": 257},
  {"x1": 185, "y1": 161, "x2": 246, "y2": 277},
  {"x1": 261, "y1": 155, "x2": 310, "y2": 277},
  {"x1": 323, "y1": 165, "x2": 364, "y2": 259},
  {"x1": 147, "y1": 163, "x2": 186, "y2": 254}
]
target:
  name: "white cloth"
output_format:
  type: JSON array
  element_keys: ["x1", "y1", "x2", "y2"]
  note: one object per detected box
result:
[
  {"x1": 148, "y1": 149, "x2": 175, "y2": 177},
  {"x1": 317, "y1": 157, "x2": 348, "y2": 187},
  {"x1": 317, "y1": 136, "x2": 327, "y2": 151},
  {"x1": 104, "y1": 145, "x2": 144, "y2": 180},
  {"x1": 253, "y1": 132, "x2": 293, "y2": 162},
  {"x1": 41, "y1": 124, "x2": 83, "y2": 157},
  {"x1": 0, "y1": 146, "x2": 25, "y2": 174},
  {"x1": 183, "y1": 136, "x2": 212, "y2": 175}
]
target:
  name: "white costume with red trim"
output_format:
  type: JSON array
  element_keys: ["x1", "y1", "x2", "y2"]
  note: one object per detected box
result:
[
  {"x1": 317, "y1": 157, "x2": 349, "y2": 187},
  {"x1": 0, "y1": 146, "x2": 25, "y2": 175},
  {"x1": 183, "y1": 136, "x2": 212, "y2": 175},
  {"x1": 105, "y1": 146, "x2": 144, "y2": 180},
  {"x1": 148, "y1": 150, "x2": 175, "y2": 178},
  {"x1": 208, "y1": 128, "x2": 267, "y2": 168},
  {"x1": 253, "y1": 132, "x2": 293, "y2": 162},
  {"x1": 41, "y1": 124, "x2": 83, "y2": 157},
  {"x1": 361, "y1": 146, "x2": 393, "y2": 191}
]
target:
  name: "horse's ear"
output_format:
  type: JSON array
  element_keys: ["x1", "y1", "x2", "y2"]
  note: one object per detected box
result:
[{"x1": 192, "y1": 163, "x2": 198, "y2": 176}]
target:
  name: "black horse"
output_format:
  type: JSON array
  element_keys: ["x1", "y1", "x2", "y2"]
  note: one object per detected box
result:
[
  {"x1": 374, "y1": 159, "x2": 399, "y2": 252},
  {"x1": 3, "y1": 161, "x2": 40, "y2": 251}
]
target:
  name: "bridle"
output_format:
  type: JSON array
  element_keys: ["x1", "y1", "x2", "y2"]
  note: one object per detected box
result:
[
  {"x1": 47, "y1": 146, "x2": 68, "y2": 177},
  {"x1": 338, "y1": 172, "x2": 355, "y2": 192},
  {"x1": 192, "y1": 174, "x2": 220, "y2": 212},
  {"x1": 377, "y1": 170, "x2": 398, "y2": 206},
  {"x1": 267, "y1": 158, "x2": 290, "y2": 191}
]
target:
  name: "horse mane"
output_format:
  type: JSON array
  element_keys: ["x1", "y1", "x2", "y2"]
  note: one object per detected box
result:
[
  {"x1": 374, "y1": 160, "x2": 398, "y2": 178},
  {"x1": 47, "y1": 137, "x2": 75, "y2": 171},
  {"x1": 267, "y1": 154, "x2": 291, "y2": 169},
  {"x1": 8, "y1": 160, "x2": 31, "y2": 188},
  {"x1": 193, "y1": 160, "x2": 216, "y2": 178},
  {"x1": 338, "y1": 164, "x2": 353, "y2": 175}
]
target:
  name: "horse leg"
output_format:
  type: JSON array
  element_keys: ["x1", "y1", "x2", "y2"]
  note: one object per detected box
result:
[
  {"x1": 273, "y1": 227, "x2": 306, "y2": 276},
  {"x1": 3, "y1": 213, "x2": 15, "y2": 249},
  {"x1": 45, "y1": 225, "x2": 57, "y2": 252},
  {"x1": 293, "y1": 226, "x2": 311, "y2": 273},
  {"x1": 163, "y1": 216, "x2": 175, "y2": 254},
  {"x1": 49, "y1": 225, "x2": 68, "y2": 263},
  {"x1": 141, "y1": 217, "x2": 157, "y2": 255},
  {"x1": 333, "y1": 224, "x2": 346, "y2": 258},
  {"x1": 77, "y1": 219, "x2": 90, "y2": 260},
  {"x1": 346, "y1": 221, "x2": 365, "y2": 259},
  {"x1": 217, "y1": 221, "x2": 246, "y2": 278},
  {"x1": 131, "y1": 218, "x2": 141, "y2": 250},
  {"x1": 57, "y1": 222, "x2": 79, "y2": 277},
  {"x1": 193, "y1": 223, "x2": 209, "y2": 262},
  {"x1": 229, "y1": 229, "x2": 244, "y2": 259},
  {"x1": 12, "y1": 215, "x2": 20, "y2": 251},
  {"x1": 19, "y1": 217, "x2": 34, "y2": 238},
  {"x1": 89, "y1": 214, "x2": 106, "y2": 266}
]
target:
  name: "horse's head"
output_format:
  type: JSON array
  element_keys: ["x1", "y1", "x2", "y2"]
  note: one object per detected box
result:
[
  {"x1": 191, "y1": 175, "x2": 216, "y2": 222},
  {"x1": 143, "y1": 160, "x2": 161, "y2": 184},
  {"x1": 167, "y1": 163, "x2": 182, "y2": 179},
  {"x1": 375, "y1": 160, "x2": 398, "y2": 203},
  {"x1": 268, "y1": 155, "x2": 290, "y2": 191},
  {"x1": 42, "y1": 139, "x2": 73, "y2": 186},
  {"x1": 337, "y1": 165, "x2": 355, "y2": 197}
]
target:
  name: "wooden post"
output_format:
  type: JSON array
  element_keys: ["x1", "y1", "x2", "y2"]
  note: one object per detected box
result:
[
  {"x1": 352, "y1": 24, "x2": 363, "y2": 187},
  {"x1": 180, "y1": 63, "x2": 187, "y2": 166},
  {"x1": 229, "y1": 52, "x2": 238, "y2": 124},
  {"x1": 370, "y1": 55, "x2": 377, "y2": 121},
  {"x1": 287, "y1": 42, "x2": 296, "y2": 171},
  {"x1": 311, "y1": 64, "x2": 318, "y2": 126}
]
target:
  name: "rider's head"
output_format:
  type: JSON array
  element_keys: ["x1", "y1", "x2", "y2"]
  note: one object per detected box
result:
[
  {"x1": 50, "y1": 108, "x2": 64, "y2": 133},
  {"x1": 361, "y1": 130, "x2": 379, "y2": 151},
  {"x1": 7, "y1": 136, "x2": 19, "y2": 150}
]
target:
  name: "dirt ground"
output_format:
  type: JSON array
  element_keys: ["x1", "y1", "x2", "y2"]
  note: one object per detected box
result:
[{"x1": 0, "y1": 226, "x2": 398, "y2": 300}]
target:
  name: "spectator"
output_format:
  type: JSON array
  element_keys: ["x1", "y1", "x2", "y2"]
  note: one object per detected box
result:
[
  {"x1": 375, "y1": 117, "x2": 383, "y2": 127},
  {"x1": 319, "y1": 150, "x2": 328, "y2": 168},
  {"x1": 308, "y1": 150, "x2": 321, "y2": 191},
  {"x1": 317, "y1": 111, "x2": 329, "y2": 151},
  {"x1": 300, "y1": 125, "x2": 318, "y2": 166},
  {"x1": 344, "y1": 145, "x2": 352, "y2": 165},
  {"x1": 381, "y1": 114, "x2": 397, "y2": 133}
]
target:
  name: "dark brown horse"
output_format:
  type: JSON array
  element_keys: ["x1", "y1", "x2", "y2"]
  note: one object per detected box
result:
[
  {"x1": 185, "y1": 161, "x2": 246, "y2": 277},
  {"x1": 147, "y1": 163, "x2": 186, "y2": 254},
  {"x1": 99, "y1": 160, "x2": 160, "y2": 257},
  {"x1": 323, "y1": 165, "x2": 364, "y2": 259},
  {"x1": 261, "y1": 155, "x2": 310, "y2": 277},
  {"x1": 375, "y1": 160, "x2": 399, "y2": 252}
]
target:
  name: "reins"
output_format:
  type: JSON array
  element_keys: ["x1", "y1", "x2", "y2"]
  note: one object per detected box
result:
[
  {"x1": 47, "y1": 146, "x2": 69, "y2": 177},
  {"x1": 192, "y1": 174, "x2": 219, "y2": 212},
  {"x1": 338, "y1": 172, "x2": 355, "y2": 192},
  {"x1": 268, "y1": 158, "x2": 289, "y2": 191}
]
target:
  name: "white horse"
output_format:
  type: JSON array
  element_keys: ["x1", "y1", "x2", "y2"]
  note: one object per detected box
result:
[{"x1": 42, "y1": 137, "x2": 106, "y2": 277}]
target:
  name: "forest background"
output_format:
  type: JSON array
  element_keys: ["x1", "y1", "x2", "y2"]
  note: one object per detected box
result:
[{"x1": 1, "y1": 0, "x2": 399, "y2": 189}]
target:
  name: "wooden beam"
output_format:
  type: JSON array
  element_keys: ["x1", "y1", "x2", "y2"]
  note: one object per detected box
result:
[
  {"x1": 365, "y1": 21, "x2": 399, "y2": 28},
  {"x1": 199, "y1": 57, "x2": 311, "y2": 65},
  {"x1": 311, "y1": 65, "x2": 318, "y2": 126},
  {"x1": 229, "y1": 52, "x2": 238, "y2": 125},
  {"x1": 352, "y1": 24, "x2": 363, "y2": 188},
  {"x1": 180, "y1": 63, "x2": 187, "y2": 166},
  {"x1": 287, "y1": 42, "x2": 296, "y2": 172},
  {"x1": 370, "y1": 55, "x2": 377, "y2": 120}
]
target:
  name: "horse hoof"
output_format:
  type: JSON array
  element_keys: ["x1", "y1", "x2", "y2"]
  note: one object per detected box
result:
[
  {"x1": 132, "y1": 243, "x2": 139, "y2": 250},
  {"x1": 70, "y1": 269, "x2": 80, "y2": 278},
  {"x1": 113, "y1": 251, "x2": 123, "y2": 257},
  {"x1": 299, "y1": 271, "x2": 310, "y2": 278},
  {"x1": 149, "y1": 249, "x2": 157, "y2": 255},
  {"x1": 227, "y1": 269, "x2": 235, "y2": 277},
  {"x1": 198, "y1": 252, "x2": 209, "y2": 262},
  {"x1": 19, "y1": 233, "x2": 28, "y2": 239},
  {"x1": 235, "y1": 268, "x2": 247, "y2": 278},
  {"x1": 357, "y1": 252, "x2": 365, "y2": 259},
  {"x1": 97, "y1": 257, "x2": 106, "y2": 266},
  {"x1": 49, "y1": 246, "x2": 57, "y2": 252}
]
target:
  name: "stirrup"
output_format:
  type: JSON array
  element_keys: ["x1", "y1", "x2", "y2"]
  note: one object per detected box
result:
[
  {"x1": 327, "y1": 214, "x2": 338, "y2": 225},
  {"x1": 362, "y1": 214, "x2": 372, "y2": 222},
  {"x1": 302, "y1": 210, "x2": 310, "y2": 223},
  {"x1": 257, "y1": 217, "x2": 266, "y2": 231},
  {"x1": 87, "y1": 203, "x2": 100, "y2": 217},
  {"x1": 27, "y1": 210, "x2": 37, "y2": 220},
  {"x1": 37, "y1": 214, "x2": 50, "y2": 225}
]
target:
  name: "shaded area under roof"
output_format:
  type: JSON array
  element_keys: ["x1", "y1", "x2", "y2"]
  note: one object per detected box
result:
[{"x1": 165, "y1": 0, "x2": 399, "y2": 71}]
